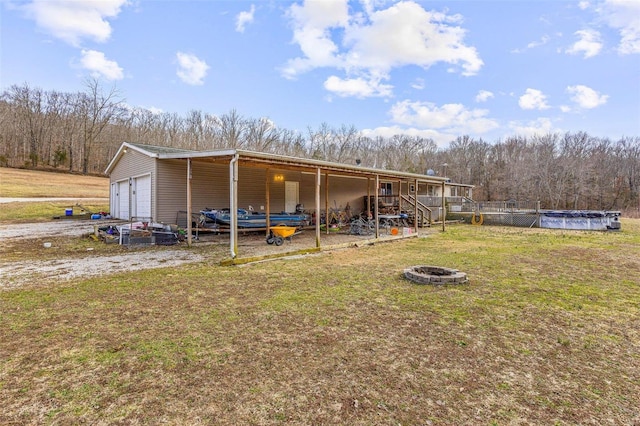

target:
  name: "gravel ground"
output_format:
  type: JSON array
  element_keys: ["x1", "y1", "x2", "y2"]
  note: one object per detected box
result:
[
  {"x1": 0, "y1": 220, "x2": 210, "y2": 289},
  {"x1": 0, "y1": 220, "x2": 109, "y2": 239},
  {"x1": 1, "y1": 219, "x2": 426, "y2": 289},
  {"x1": 0, "y1": 250, "x2": 208, "y2": 289}
]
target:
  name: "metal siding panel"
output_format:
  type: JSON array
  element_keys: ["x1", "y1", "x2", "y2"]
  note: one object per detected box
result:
[
  {"x1": 238, "y1": 167, "x2": 267, "y2": 211},
  {"x1": 156, "y1": 159, "x2": 187, "y2": 224},
  {"x1": 294, "y1": 173, "x2": 371, "y2": 214},
  {"x1": 192, "y1": 162, "x2": 229, "y2": 210},
  {"x1": 155, "y1": 160, "x2": 231, "y2": 223},
  {"x1": 327, "y1": 176, "x2": 370, "y2": 213},
  {"x1": 298, "y1": 173, "x2": 317, "y2": 210},
  {"x1": 109, "y1": 150, "x2": 154, "y2": 182}
]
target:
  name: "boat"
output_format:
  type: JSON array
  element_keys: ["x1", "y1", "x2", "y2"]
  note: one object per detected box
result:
[{"x1": 200, "y1": 208, "x2": 310, "y2": 229}]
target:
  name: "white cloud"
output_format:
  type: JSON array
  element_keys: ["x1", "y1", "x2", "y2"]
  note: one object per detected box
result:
[
  {"x1": 566, "y1": 85, "x2": 608, "y2": 108},
  {"x1": 526, "y1": 35, "x2": 551, "y2": 49},
  {"x1": 411, "y1": 78, "x2": 425, "y2": 90},
  {"x1": 79, "y1": 49, "x2": 123, "y2": 80},
  {"x1": 22, "y1": 0, "x2": 128, "y2": 46},
  {"x1": 475, "y1": 90, "x2": 494, "y2": 103},
  {"x1": 342, "y1": 2, "x2": 483, "y2": 76},
  {"x1": 281, "y1": 0, "x2": 349, "y2": 78},
  {"x1": 389, "y1": 99, "x2": 499, "y2": 134},
  {"x1": 282, "y1": 0, "x2": 482, "y2": 97},
  {"x1": 565, "y1": 29, "x2": 602, "y2": 58},
  {"x1": 236, "y1": 4, "x2": 255, "y2": 33},
  {"x1": 519, "y1": 89, "x2": 550, "y2": 110},
  {"x1": 578, "y1": 1, "x2": 591, "y2": 10},
  {"x1": 598, "y1": 0, "x2": 640, "y2": 54},
  {"x1": 176, "y1": 52, "x2": 210, "y2": 86},
  {"x1": 324, "y1": 75, "x2": 393, "y2": 98}
]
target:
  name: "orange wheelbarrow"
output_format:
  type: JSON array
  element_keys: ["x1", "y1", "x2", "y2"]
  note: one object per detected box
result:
[{"x1": 266, "y1": 225, "x2": 301, "y2": 246}]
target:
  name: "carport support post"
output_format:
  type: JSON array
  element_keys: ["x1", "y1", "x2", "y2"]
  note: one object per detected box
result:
[
  {"x1": 230, "y1": 154, "x2": 239, "y2": 258},
  {"x1": 441, "y1": 180, "x2": 446, "y2": 232},
  {"x1": 265, "y1": 168, "x2": 271, "y2": 236},
  {"x1": 315, "y1": 167, "x2": 321, "y2": 247},
  {"x1": 414, "y1": 178, "x2": 418, "y2": 234},
  {"x1": 187, "y1": 158, "x2": 193, "y2": 247},
  {"x1": 367, "y1": 178, "x2": 371, "y2": 217},
  {"x1": 324, "y1": 173, "x2": 329, "y2": 234},
  {"x1": 375, "y1": 175, "x2": 379, "y2": 239}
]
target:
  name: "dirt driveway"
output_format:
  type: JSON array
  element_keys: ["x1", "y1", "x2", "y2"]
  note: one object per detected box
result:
[
  {"x1": 0, "y1": 220, "x2": 212, "y2": 290},
  {"x1": 1, "y1": 218, "x2": 423, "y2": 290}
]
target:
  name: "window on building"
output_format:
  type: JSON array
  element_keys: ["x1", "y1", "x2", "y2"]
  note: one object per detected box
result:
[{"x1": 379, "y1": 182, "x2": 392, "y2": 196}]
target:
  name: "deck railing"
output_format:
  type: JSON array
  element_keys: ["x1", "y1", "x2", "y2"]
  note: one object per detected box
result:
[{"x1": 474, "y1": 200, "x2": 540, "y2": 213}]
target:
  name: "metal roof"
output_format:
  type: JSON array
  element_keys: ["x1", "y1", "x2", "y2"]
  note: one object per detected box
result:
[{"x1": 106, "y1": 141, "x2": 470, "y2": 187}]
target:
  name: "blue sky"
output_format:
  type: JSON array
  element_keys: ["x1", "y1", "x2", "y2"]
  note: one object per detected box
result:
[{"x1": 1, "y1": 0, "x2": 639, "y2": 146}]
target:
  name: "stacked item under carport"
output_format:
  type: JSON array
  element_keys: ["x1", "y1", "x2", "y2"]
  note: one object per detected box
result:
[{"x1": 118, "y1": 219, "x2": 179, "y2": 246}]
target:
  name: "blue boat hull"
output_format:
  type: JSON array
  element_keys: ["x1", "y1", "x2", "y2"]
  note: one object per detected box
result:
[{"x1": 200, "y1": 209, "x2": 310, "y2": 228}]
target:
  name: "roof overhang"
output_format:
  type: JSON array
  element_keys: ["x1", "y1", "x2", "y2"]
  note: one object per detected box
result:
[{"x1": 106, "y1": 141, "x2": 461, "y2": 186}]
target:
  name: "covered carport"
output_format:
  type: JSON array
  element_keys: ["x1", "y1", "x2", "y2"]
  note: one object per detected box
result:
[{"x1": 177, "y1": 149, "x2": 448, "y2": 263}]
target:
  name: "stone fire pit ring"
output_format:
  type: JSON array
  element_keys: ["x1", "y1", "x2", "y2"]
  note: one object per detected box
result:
[{"x1": 404, "y1": 265, "x2": 468, "y2": 285}]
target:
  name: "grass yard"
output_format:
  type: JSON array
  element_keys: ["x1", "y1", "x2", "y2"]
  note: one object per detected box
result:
[
  {"x1": 0, "y1": 201, "x2": 110, "y2": 223},
  {"x1": 1, "y1": 219, "x2": 639, "y2": 424},
  {"x1": 0, "y1": 167, "x2": 109, "y2": 198},
  {"x1": 0, "y1": 168, "x2": 110, "y2": 222}
]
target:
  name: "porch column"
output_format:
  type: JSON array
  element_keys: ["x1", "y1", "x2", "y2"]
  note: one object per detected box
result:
[
  {"x1": 315, "y1": 167, "x2": 321, "y2": 247},
  {"x1": 442, "y1": 180, "x2": 446, "y2": 232},
  {"x1": 397, "y1": 179, "x2": 401, "y2": 212},
  {"x1": 229, "y1": 154, "x2": 239, "y2": 258},
  {"x1": 366, "y1": 178, "x2": 371, "y2": 218},
  {"x1": 265, "y1": 168, "x2": 271, "y2": 236},
  {"x1": 414, "y1": 178, "x2": 418, "y2": 233},
  {"x1": 187, "y1": 158, "x2": 192, "y2": 247},
  {"x1": 375, "y1": 175, "x2": 380, "y2": 239},
  {"x1": 324, "y1": 173, "x2": 329, "y2": 234}
]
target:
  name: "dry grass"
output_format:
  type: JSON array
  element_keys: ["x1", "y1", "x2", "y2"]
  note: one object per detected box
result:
[
  {"x1": 1, "y1": 169, "x2": 639, "y2": 424},
  {"x1": 0, "y1": 168, "x2": 109, "y2": 222},
  {"x1": 0, "y1": 167, "x2": 109, "y2": 198},
  {"x1": 0, "y1": 201, "x2": 110, "y2": 223},
  {"x1": 1, "y1": 219, "x2": 639, "y2": 425}
]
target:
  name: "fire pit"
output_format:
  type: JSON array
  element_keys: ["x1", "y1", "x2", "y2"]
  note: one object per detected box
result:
[{"x1": 404, "y1": 265, "x2": 468, "y2": 285}]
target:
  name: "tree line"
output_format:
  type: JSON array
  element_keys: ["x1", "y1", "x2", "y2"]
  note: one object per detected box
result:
[{"x1": 1, "y1": 81, "x2": 638, "y2": 214}]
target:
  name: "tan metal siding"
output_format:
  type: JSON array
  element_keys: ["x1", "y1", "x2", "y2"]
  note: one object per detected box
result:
[
  {"x1": 238, "y1": 167, "x2": 268, "y2": 210},
  {"x1": 296, "y1": 174, "x2": 370, "y2": 212},
  {"x1": 156, "y1": 159, "x2": 187, "y2": 223},
  {"x1": 327, "y1": 175, "x2": 371, "y2": 214},
  {"x1": 109, "y1": 150, "x2": 157, "y2": 220},
  {"x1": 192, "y1": 162, "x2": 228, "y2": 210},
  {"x1": 109, "y1": 149, "x2": 155, "y2": 183}
]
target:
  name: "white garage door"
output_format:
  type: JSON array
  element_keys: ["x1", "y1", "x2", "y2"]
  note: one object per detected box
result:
[
  {"x1": 117, "y1": 180, "x2": 129, "y2": 220},
  {"x1": 132, "y1": 174, "x2": 151, "y2": 219}
]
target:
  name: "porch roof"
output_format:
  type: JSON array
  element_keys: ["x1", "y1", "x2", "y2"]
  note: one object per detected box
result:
[{"x1": 106, "y1": 141, "x2": 455, "y2": 185}]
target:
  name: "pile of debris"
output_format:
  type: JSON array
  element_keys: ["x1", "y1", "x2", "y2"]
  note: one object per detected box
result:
[{"x1": 95, "y1": 222, "x2": 183, "y2": 246}]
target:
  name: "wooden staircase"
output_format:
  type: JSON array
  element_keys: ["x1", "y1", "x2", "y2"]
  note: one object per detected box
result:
[{"x1": 400, "y1": 195, "x2": 432, "y2": 227}]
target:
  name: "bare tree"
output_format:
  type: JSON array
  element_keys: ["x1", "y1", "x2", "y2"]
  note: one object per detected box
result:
[
  {"x1": 216, "y1": 109, "x2": 247, "y2": 148},
  {"x1": 76, "y1": 78, "x2": 126, "y2": 174},
  {"x1": 245, "y1": 117, "x2": 281, "y2": 153},
  {"x1": 2, "y1": 84, "x2": 51, "y2": 167},
  {"x1": 1, "y1": 82, "x2": 638, "y2": 213}
]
